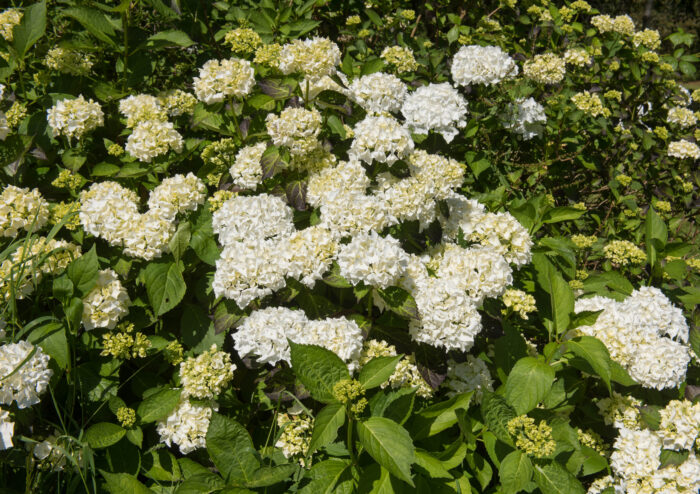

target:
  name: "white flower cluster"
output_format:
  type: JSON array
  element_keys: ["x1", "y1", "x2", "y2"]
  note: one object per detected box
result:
[
  {"x1": 668, "y1": 139, "x2": 700, "y2": 160},
  {"x1": 81, "y1": 269, "x2": 131, "y2": 330},
  {"x1": 666, "y1": 107, "x2": 697, "y2": 128},
  {"x1": 336, "y1": 231, "x2": 409, "y2": 289},
  {"x1": 575, "y1": 287, "x2": 691, "y2": 390},
  {"x1": 80, "y1": 174, "x2": 205, "y2": 260},
  {"x1": 194, "y1": 58, "x2": 255, "y2": 104},
  {"x1": 503, "y1": 97, "x2": 547, "y2": 140},
  {"x1": 46, "y1": 95, "x2": 104, "y2": 140},
  {"x1": 590, "y1": 398, "x2": 700, "y2": 494},
  {"x1": 0, "y1": 185, "x2": 49, "y2": 237},
  {"x1": 229, "y1": 142, "x2": 266, "y2": 189},
  {"x1": 276, "y1": 412, "x2": 313, "y2": 462},
  {"x1": 125, "y1": 120, "x2": 183, "y2": 163},
  {"x1": 359, "y1": 339, "x2": 433, "y2": 398},
  {"x1": 265, "y1": 107, "x2": 322, "y2": 156},
  {"x1": 119, "y1": 94, "x2": 168, "y2": 127},
  {"x1": 179, "y1": 345, "x2": 236, "y2": 399},
  {"x1": 278, "y1": 37, "x2": 341, "y2": 81},
  {"x1": 0, "y1": 83, "x2": 7, "y2": 140},
  {"x1": 443, "y1": 355, "x2": 494, "y2": 404},
  {"x1": 233, "y1": 307, "x2": 363, "y2": 367},
  {"x1": 349, "y1": 72, "x2": 407, "y2": 114},
  {"x1": 451, "y1": 45, "x2": 519, "y2": 86},
  {"x1": 0, "y1": 407, "x2": 13, "y2": 450},
  {"x1": 157, "y1": 399, "x2": 215, "y2": 454},
  {"x1": 401, "y1": 82, "x2": 468, "y2": 142},
  {"x1": 0, "y1": 341, "x2": 53, "y2": 409},
  {"x1": 350, "y1": 115, "x2": 414, "y2": 164}
]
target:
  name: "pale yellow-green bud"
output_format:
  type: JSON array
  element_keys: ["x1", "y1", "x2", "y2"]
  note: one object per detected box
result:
[
  {"x1": 571, "y1": 234, "x2": 596, "y2": 249},
  {"x1": 507, "y1": 415, "x2": 556, "y2": 458},
  {"x1": 52, "y1": 169, "x2": 83, "y2": 190},
  {"x1": 603, "y1": 240, "x2": 646, "y2": 266},
  {"x1": 116, "y1": 407, "x2": 136, "y2": 428}
]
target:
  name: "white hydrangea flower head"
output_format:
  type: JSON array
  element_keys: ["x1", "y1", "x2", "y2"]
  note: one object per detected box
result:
[
  {"x1": 281, "y1": 226, "x2": 339, "y2": 287},
  {"x1": 627, "y1": 339, "x2": 690, "y2": 390},
  {"x1": 668, "y1": 140, "x2": 700, "y2": 160},
  {"x1": 523, "y1": 53, "x2": 566, "y2": 85},
  {"x1": 212, "y1": 193, "x2": 294, "y2": 247},
  {"x1": 350, "y1": 115, "x2": 414, "y2": 164},
  {"x1": 194, "y1": 58, "x2": 255, "y2": 104},
  {"x1": 440, "y1": 193, "x2": 487, "y2": 241},
  {"x1": 467, "y1": 211, "x2": 533, "y2": 267},
  {"x1": 230, "y1": 142, "x2": 267, "y2": 189},
  {"x1": 0, "y1": 407, "x2": 13, "y2": 450},
  {"x1": 0, "y1": 112, "x2": 8, "y2": 141},
  {"x1": 563, "y1": 48, "x2": 591, "y2": 67},
  {"x1": 46, "y1": 95, "x2": 104, "y2": 140},
  {"x1": 0, "y1": 340, "x2": 53, "y2": 409},
  {"x1": 451, "y1": 45, "x2": 519, "y2": 86},
  {"x1": 435, "y1": 244, "x2": 513, "y2": 303},
  {"x1": 378, "y1": 177, "x2": 438, "y2": 229},
  {"x1": 157, "y1": 399, "x2": 215, "y2": 454},
  {"x1": 121, "y1": 209, "x2": 176, "y2": 260},
  {"x1": 407, "y1": 150, "x2": 466, "y2": 199},
  {"x1": 265, "y1": 107, "x2": 322, "y2": 156},
  {"x1": 0, "y1": 185, "x2": 50, "y2": 237},
  {"x1": 180, "y1": 345, "x2": 236, "y2": 399},
  {"x1": 306, "y1": 160, "x2": 370, "y2": 208},
  {"x1": 303, "y1": 317, "x2": 363, "y2": 369},
  {"x1": 336, "y1": 231, "x2": 409, "y2": 289},
  {"x1": 401, "y1": 82, "x2": 468, "y2": 143},
  {"x1": 233, "y1": 307, "x2": 309, "y2": 365},
  {"x1": 318, "y1": 193, "x2": 392, "y2": 236},
  {"x1": 81, "y1": 269, "x2": 130, "y2": 330},
  {"x1": 157, "y1": 89, "x2": 198, "y2": 117},
  {"x1": 278, "y1": 37, "x2": 341, "y2": 81},
  {"x1": 443, "y1": 356, "x2": 494, "y2": 403},
  {"x1": 666, "y1": 107, "x2": 697, "y2": 128},
  {"x1": 349, "y1": 72, "x2": 408, "y2": 114},
  {"x1": 658, "y1": 400, "x2": 700, "y2": 451},
  {"x1": 610, "y1": 428, "x2": 661, "y2": 481},
  {"x1": 409, "y1": 277, "x2": 483, "y2": 352},
  {"x1": 125, "y1": 120, "x2": 184, "y2": 162},
  {"x1": 617, "y1": 286, "x2": 689, "y2": 343},
  {"x1": 596, "y1": 392, "x2": 642, "y2": 429},
  {"x1": 79, "y1": 181, "x2": 140, "y2": 245},
  {"x1": 503, "y1": 97, "x2": 547, "y2": 140},
  {"x1": 147, "y1": 173, "x2": 207, "y2": 221},
  {"x1": 118, "y1": 94, "x2": 167, "y2": 127},
  {"x1": 212, "y1": 239, "x2": 288, "y2": 308}
]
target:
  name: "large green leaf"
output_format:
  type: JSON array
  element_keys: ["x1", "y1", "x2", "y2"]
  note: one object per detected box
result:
[
  {"x1": 564, "y1": 336, "x2": 612, "y2": 392},
  {"x1": 412, "y1": 392, "x2": 472, "y2": 439},
  {"x1": 143, "y1": 261, "x2": 187, "y2": 316},
  {"x1": 504, "y1": 357, "x2": 555, "y2": 414},
  {"x1": 12, "y1": 0, "x2": 46, "y2": 59},
  {"x1": 169, "y1": 222, "x2": 191, "y2": 263},
  {"x1": 541, "y1": 207, "x2": 586, "y2": 224},
  {"x1": 645, "y1": 206, "x2": 667, "y2": 269},
  {"x1": 146, "y1": 30, "x2": 194, "y2": 48},
  {"x1": 62, "y1": 6, "x2": 119, "y2": 47},
  {"x1": 533, "y1": 254, "x2": 574, "y2": 334},
  {"x1": 533, "y1": 460, "x2": 585, "y2": 494},
  {"x1": 85, "y1": 422, "x2": 126, "y2": 449},
  {"x1": 136, "y1": 388, "x2": 181, "y2": 423},
  {"x1": 246, "y1": 464, "x2": 297, "y2": 488},
  {"x1": 67, "y1": 245, "x2": 98, "y2": 295},
  {"x1": 499, "y1": 450, "x2": 533, "y2": 494},
  {"x1": 27, "y1": 322, "x2": 69, "y2": 370},
  {"x1": 481, "y1": 392, "x2": 517, "y2": 445},
  {"x1": 289, "y1": 341, "x2": 349, "y2": 404},
  {"x1": 205, "y1": 413, "x2": 259, "y2": 485},
  {"x1": 299, "y1": 459, "x2": 352, "y2": 494},
  {"x1": 377, "y1": 287, "x2": 419, "y2": 320},
  {"x1": 357, "y1": 417, "x2": 415, "y2": 486},
  {"x1": 308, "y1": 403, "x2": 346, "y2": 454},
  {"x1": 358, "y1": 355, "x2": 402, "y2": 390},
  {"x1": 100, "y1": 471, "x2": 153, "y2": 494}
]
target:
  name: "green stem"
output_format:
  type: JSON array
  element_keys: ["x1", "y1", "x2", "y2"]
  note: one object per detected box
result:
[
  {"x1": 122, "y1": 8, "x2": 130, "y2": 91},
  {"x1": 346, "y1": 414, "x2": 357, "y2": 465}
]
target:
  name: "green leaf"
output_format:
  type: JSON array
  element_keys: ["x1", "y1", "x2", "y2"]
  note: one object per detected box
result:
[
  {"x1": 534, "y1": 255, "x2": 574, "y2": 335},
  {"x1": 504, "y1": 357, "x2": 555, "y2": 414},
  {"x1": 142, "y1": 449, "x2": 182, "y2": 481},
  {"x1": 126, "y1": 427, "x2": 143, "y2": 448},
  {"x1": 260, "y1": 145, "x2": 288, "y2": 179},
  {"x1": 206, "y1": 413, "x2": 259, "y2": 485},
  {"x1": 62, "y1": 7, "x2": 118, "y2": 47},
  {"x1": 412, "y1": 392, "x2": 472, "y2": 439},
  {"x1": 357, "y1": 417, "x2": 415, "y2": 486},
  {"x1": 27, "y1": 322, "x2": 69, "y2": 370},
  {"x1": 190, "y1": 206, "x2": 219, "y2": 265},
  {"x1": 481, "y1": 392, "x2": 517, "y2": 445},
  {"x1": 100, "y1": 471, "x2": 153, "y2": 494},
  {"x1": 299, "y1": 459, "x2": 352, "y2": 494},
  {"x1": 289, "y1": 341, "x2": 350, "y2": 404},
  {"x1": 370, "y1": 387, "x2": 416, "y2": 425},
  {"x1": 143, "y1": 261, "x2": 187, "y2": 316},
  {"x1": 323, "y1": 262, "x2": 352, "y2": 288},
  {"x1": 285, "y1": 180, "x2": 306, "y2": 211},
  {"x1": 377, "y1": 287, "x2": 419, "y2": 320},
  {"x1": 564, "y1": 336, "x2": 612, "y2": 392},
  {"x1": 12, "y1": 0, "x2": 47, "y2": 59},
  {"x1": 136, "y1": 388, "x2": 181, "y2": 423},
  {"x1": 85, "y1": 422, "x2": 126, "y2": 449},
  {"x1": 169, "y1": 222, "x2": 191, "y2": 263},
  {"x1": 415, "y1": 450, "x2": 452, "y2": 479},
  {"x1": 610, "y1": 361, "x2": 637, "y2": 386},
  {"x1": 358, "y1": 356, "x2": 402, "y2": 390},
  {"x1": 308, "y1": 403, "x2": 346, "y2": 454},
  {"x1": 659, "y1": 449, "x2": 689, "y2": 469},
  {"x1": 258, "y1": 79, "x2": 296, "y2": 100},
  {"x1": 499, "y1": 450, "x2": 533, "y2": 494},
  {"x1": 67, "y1": 245, "x2": 99, "y2": 295},
  {"x1": 542, "y1": 207, "x2": 586, "y2": 224},
  {"x1": 532, "y1": 461, "x2": 585, "y2": 494},
  {"x1": 146, "y1": 30, "x2": 194, "y2": 48},
  {"x1": 246, "y1": 464, "x2": 297, "y2": 488},
  {"x1": 690, "y1": 328, "x2": 700, "y2": 360},
  {"x1": 645, "y1": 206, "x2": 667, "y2": 269}
]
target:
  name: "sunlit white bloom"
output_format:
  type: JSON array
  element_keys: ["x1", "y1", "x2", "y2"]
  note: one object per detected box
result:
[
  {"x1": 125, "y1": 120, "x2": 183, "y2": 162},
  {"x1": 194, "y1": 58, "x2": 255, "y2": 104},
  {"x1": 349, "y1": 72, "x2": 407, "y2": 114},
  {"x1": 157, "y1": 399, "x2": 215, "y2": 454},
  {"x1": 451, "y1": 45, "x2": 518, "y2": 86},
  {"x1": 401, "y1": 82, "x2": 468, "y2": 142},
  {"x1": 81, "y1": 269, "x2": 130, "y2": 330},
  {"x1": 350, "y1": 115, "x2": 414, "y2": 164},
  {"x1": 47, "y1": 95, "x2": 104, "y2": 140},
  {"x1": 336, "y1": 231, "x2": 409, "y2": 288},
  {"x1": 503, "y1": 97, "x2": 546, "y2": 140},
  {"x1": 212, "y1": 193, "x2": 294, "y2": 247},
  {"x1": 0, "y1": 341, "x2": 52, "y2": 409}
]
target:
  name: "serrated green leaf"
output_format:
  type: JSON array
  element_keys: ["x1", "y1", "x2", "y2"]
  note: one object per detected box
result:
[
  {"x1": 143, "y1": 261, "x2": 186, "y2": 316},
  {"x1": 565, "y1": 336, "x2": 612, "y2": 392},
  {"x1": 505, "y1": 357, "x2": 555, "y2": 414},
  {"x1": 289, "y1": 341, "x2": 349, "y2": 403},
  {"x1": 206, "y1": 413, "x2": 259, "y2": 485},
  {"x1": 85, "y1": 422, "x2": 126, "y2": 449},
  {"x1": 67, "y1": 245, "x2": 98, "y2": 296},
  {"x1": 358, "y1": 355, "x2": 402, "y2": 390},
  {"x1": 308, "y1": 403, "x2": 346, "y2": 454},
  {"x1": 357, "y1": 417, "x2": 415, "y2": 486},
  {"x1": 533, "y1": 460, "x2": 585, "y2": 494},
  {"x1": 499, "y1": 450, "x2": 533, "y2": 494},
  {"x1": 136, "y1": 388, "x2": 181, "y2": 423},
  {"x1": 481, "y1": 392, "x2": 517, "y2": 445}
]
